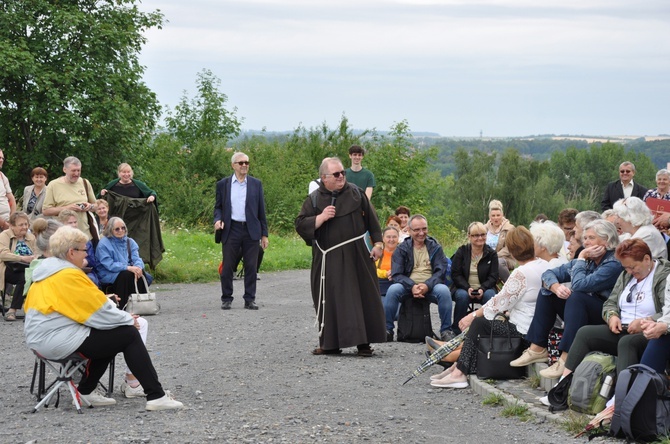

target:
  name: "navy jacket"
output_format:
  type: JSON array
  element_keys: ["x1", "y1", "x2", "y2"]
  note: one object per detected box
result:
[
  {"x1": 391, "y1": 236, "x2": 448, "y2": 293},
  {"x1": 213, "y1": 174, "x2": 268, "y2": 243}
]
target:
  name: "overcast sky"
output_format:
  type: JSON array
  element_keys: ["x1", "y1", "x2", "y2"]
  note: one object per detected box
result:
[{"x1": 137, "y1": 0, "x2": 670, "y2": 137}]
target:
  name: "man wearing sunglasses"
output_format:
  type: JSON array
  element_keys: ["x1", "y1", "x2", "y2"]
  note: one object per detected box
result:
[
  {"x1": 214, "y1": 152, "x2": 269, "y2": 310},
  {"x1": 296, "y1": 157, "x2": 386, "y2": 356},
  {"x1": 601, "y1": 161, "x2": 647, "y2": 211}
]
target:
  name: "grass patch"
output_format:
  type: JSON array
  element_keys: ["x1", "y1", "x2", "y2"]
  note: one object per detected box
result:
[
  {"x1": 500, "y1": 402, "x2": 533, "y2": 422},
  {"x1": 482, "y1": 393, "x2": 505, "y2": 406},
  {"x1": 653, "y1": 436, "x2": 670, "y2": 444},
  {"x1": 484, "y1": 378, "x2": 496, "y2": 385},
  {"x1": 527, "y1": 374, "x2": 541, "y2": 389},
  {"x1": 153, "y1": 227, "x2": 312, "y2": 283},
  {"x1": 560, "y1": 411, "x2": 591, "y2": 435}
]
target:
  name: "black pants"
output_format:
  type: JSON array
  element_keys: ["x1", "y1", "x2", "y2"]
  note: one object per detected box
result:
[
  {"x1": 76, "y1": 325, "x2": 164, "y2": 401},
  {"x1": 221, "y1": 221, "x2": 259, "y2": 302},
  {"x1": 107, "y1": 270, "x2": 147, "y2": 310},
  {"x1": 5, "y1": 266, "x2": 26, "y2": 310}
]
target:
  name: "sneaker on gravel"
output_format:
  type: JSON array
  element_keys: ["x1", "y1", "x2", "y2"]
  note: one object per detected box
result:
[
  {"x1": 78, "y1": 390, "x2": 117, "y2": 407},
  {"x1": 145, "y1": 391, "x2": 183, "y2": 411},
  {"x1": 430, "y1": 373, "x2": 468, "y2": 389},
  {"x1": 121, "y1": 381, "x2": 146, "y2": 398},
  {"x1": 509, "y1": 347, "x2": 548, "y2": 367}
]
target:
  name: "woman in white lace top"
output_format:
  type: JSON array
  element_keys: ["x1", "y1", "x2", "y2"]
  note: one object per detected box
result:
[{"x1": 430, "y1": 226, "x2": 552, "y2": 389}]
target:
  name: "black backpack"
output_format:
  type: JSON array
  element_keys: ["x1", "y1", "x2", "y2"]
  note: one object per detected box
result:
[
  {"x1": 397, "y1": 298, "x2": 435, "y2": 343},
  {"x1": 610, "y1": 364, "x2": 670, "y2": 442}
]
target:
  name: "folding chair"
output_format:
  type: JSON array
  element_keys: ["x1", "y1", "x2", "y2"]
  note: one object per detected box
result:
[{"x1": 30, "y1": 351, "x2": 90, "y2": 413}]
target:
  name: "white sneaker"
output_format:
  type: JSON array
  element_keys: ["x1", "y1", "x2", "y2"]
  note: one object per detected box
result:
[
  {"x1": 78, "y1": 390, "x2": 117, "y2": 406},
  {"x1": 430, "y1": 364, "x2": 455, "y2": 381},
  {"x1": 145, "y1": 391, "x2": 184, "y2": 411},
  {"x1": 121, "y1": 381, "x2": 146, "y2": 398},
  {"x1": 539, "y1": 395, "x2": 550, "y2": 406}
]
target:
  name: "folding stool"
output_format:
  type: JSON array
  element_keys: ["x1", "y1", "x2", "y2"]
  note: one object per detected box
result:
[{"x1": 30, "y1": 351, "x2": 90, "y2": 413}]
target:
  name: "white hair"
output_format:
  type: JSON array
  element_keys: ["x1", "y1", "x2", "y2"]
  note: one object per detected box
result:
[
  {"x1": 529, "y1": 220, "x2": 565, "y2": 255},
  {"x1": 613, "y1": 197, "x2": 653, "y2": 227}
]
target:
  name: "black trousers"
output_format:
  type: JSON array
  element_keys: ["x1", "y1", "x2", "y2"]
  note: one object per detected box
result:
[
  {"x1": 220, "y1": 221, "x2": 259, "y2": 302},
  {"x1": 76, "y1": 325, "x2": 164, "y2": 400},
  {"x1": 5, "y1": 266, "x2": 26, "y2": 310}
]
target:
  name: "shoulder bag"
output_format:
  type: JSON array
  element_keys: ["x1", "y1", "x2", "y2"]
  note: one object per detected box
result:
[
  {"x1": 476, "y1": 314, "x2": 526, "y2": 380},
  {"x1": 83, "y1": 179, "x2": 100, "y2": 246}
]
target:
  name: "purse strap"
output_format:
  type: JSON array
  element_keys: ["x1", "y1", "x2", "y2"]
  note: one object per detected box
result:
[
  {"x1": 134, "y1": 273, "x2": 150, "y2": 294},
  {"x1": 489, "y1": 313, "x2": 514, "y2": 346},
  {"x1": 127, "y1": 239, "x2": 132, "y2": 264}
]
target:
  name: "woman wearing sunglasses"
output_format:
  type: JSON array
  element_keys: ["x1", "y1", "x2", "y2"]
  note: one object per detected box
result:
[
  {"x1": 96, "y1": 216, "x2": 149, "y2": 310},
  {"x1": 451, "y1": 222, "x2": 499, "y2": 333},
  {"x1": 553, "y1": 238, "x2": 670, "y2": 383}
]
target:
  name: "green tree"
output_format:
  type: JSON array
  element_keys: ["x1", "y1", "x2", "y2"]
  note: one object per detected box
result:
[
  {"x1": 164, "y1": 69, "x2": 242, "y2": 147},
  {"x1": 0, "y1": 0, "x2": 163, "y2": 189}
]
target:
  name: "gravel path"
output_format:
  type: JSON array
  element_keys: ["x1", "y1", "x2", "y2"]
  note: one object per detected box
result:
[{"x1": 0, "y1": 270, "x2": 610, "y2": 443}]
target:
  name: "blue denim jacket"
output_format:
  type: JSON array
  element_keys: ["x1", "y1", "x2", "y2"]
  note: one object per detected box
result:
[{"x1": 540, "y1": 249, "x2": 622, "y2": 300}]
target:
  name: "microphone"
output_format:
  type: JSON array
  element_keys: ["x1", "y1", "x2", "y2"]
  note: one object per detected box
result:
[{"x1": 330, "y1": 191, "x2": 338, "y2": 206}]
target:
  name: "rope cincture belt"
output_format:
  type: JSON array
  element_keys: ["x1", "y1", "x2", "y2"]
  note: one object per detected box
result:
[{"x1": 314, "y1": 233, "x2": 367, "y2": 337}]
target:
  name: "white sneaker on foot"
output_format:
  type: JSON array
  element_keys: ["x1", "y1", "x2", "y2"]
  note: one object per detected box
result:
[
  {"x1": 430, "y1": 364, "x2": 455, "y2": 381},
  {"x1": 430, "y1": 373, "x2": 469, "y2": 389},
  {"x1": 145, "y1": 391, "x2": 184, "y2": 411},
  {"x1": 509, "y1": 347, "x2": 548, "y2": 367},
  {"x1": 78, "y1": 390, "x2": 117, "y2": 406},
  {"x1": 121, "y1": 381, "x2": 146, "y2": 398},
  {"x1": 539, "y1": 395, "x2": 550, "y2": 406}
]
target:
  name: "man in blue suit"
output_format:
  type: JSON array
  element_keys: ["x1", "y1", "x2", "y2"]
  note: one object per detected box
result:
[{"x1": 214, "y1": 152, "x2": 269, "y2": 310}]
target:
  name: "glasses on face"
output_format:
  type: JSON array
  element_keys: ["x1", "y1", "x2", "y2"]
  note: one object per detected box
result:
[
  {"x1": 470, "y1": 233, "x2": 486, "y2": 238},
  {"x1": 620, "y1": 169, "x2": 632, "y2": 174},
  {"x1": 72, "y1": 248, "x2": 87, "y2": 253},
  {"x1": 411, "y1": 227, "x2": 428, "y2": 233},
  {"x1": 113, "y1": 226, "x2": 127, "y2": 232},
  {"x1": 325, "y1": 171, "x2": 346, "y2": 178},
  {"x1": 236, "y1": 161, "x2": 250, "y2": 166}
]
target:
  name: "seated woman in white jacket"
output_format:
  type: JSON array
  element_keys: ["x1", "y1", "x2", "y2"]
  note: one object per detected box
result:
[{"x1": 430, "y1": 226, "x2": 552, "y2": 389}]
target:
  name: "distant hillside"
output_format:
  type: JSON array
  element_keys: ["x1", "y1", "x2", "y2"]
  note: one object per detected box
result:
[{"x1": 422, "y1": 136, "x2": 669, "y2": 176}]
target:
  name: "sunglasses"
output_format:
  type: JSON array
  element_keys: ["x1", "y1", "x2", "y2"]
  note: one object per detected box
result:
[
  {"x1": 626, "y1": 283, "x2": 639, "y2": 303},
  {"x1": 326, "y1": 171, "x2": 346, "y2": 178},
  {"x1": 114, "y1": 226, "x2": 127, "y2": 232},
  {"x1": 236, "y1": 161, "x2": 250, "y2": 166},
  {"x1": 620, "y1": 170, "x2": 632, "y2": 173}
]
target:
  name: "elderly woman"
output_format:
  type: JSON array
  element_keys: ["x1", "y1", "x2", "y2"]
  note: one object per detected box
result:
[
  {"x1": 377, "y1": 226, "x2": 400, "y2": 296},
  {"x1": 0, "y1": 212, "x2": 37, "y2": 321},
  {"x1": 643, "y1": 169, "x2": 670, "y2": 202},
  {"x1": 100, "y1": 163, "x2": 157, "y2": 203},
  {"x1": 430, "y1": 226, "x2": 552, "y2": 388},
  {"x1": 510, "y1": 220, "x2": 623, "y2": 379},
  {"x1": 484, "y1": 199, "x2": 515, "y2": 281},
  {"x1": 613, "y1": 197, "x2": 667, "y2": 260},
  {"x1": 96, "y1": 217, "x2": 148, "y2": 310},
  {"x1": 451, "y1": 222, "x2": 499, "y2": 333},
  {"x1": 58, "y1": 210, "x2": 99, "y2": 286},
  {"x1": 556, "y1": 239, "x2": 670, "y2": 382},
  {"x1": 20, "y1": 167, "x2": 48, "y2": 221},
  {"x1": 530, "y1": 220, "x2": 568, "y2": 268},
  {"x1": 95, "y1": 198, "x2": 110, "y2": 234},
  {"x1": 23, "y1": 226, "x2": 181, "y2": 410},
  {"x1": 386, "y1": 215, "x2": 408, "y2": 242}
]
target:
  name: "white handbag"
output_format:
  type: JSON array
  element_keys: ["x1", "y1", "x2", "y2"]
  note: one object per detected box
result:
[{"x1": 125, "y1": 274, "x2": 160, "y2": 315}]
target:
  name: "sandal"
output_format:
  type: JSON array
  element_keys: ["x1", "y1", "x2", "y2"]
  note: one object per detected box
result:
[
  {"x1": 4, "y1": 312, "x2": 16, "y2": 322},
  {"x1": 312, "y1": 348, "x2": 342, "y2": 355}
]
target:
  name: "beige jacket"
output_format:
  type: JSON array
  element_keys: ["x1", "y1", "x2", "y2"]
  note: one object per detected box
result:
[{"x1": 0, "y1": 228, "x2": 37, "y2": 291}]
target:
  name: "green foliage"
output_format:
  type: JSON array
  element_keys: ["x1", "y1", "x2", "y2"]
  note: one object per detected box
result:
[
  {"x1": 0, "y1": 0, "x2": 163, "y2": 189},
  {"x1": 560, "y1": 411, "x2": 591, "y2": 435},
  {"x1": 482, "y1": 393, "x2": 505, "y2": 406},
  {"x1": 165, "y1": 69, "x2": 242, "y2": 147},
  {"x1": 500, "y1": 402, "x2": 533, "y2": 422},
  {"x1": 154, "y1": 228, "x2": 311, "y2": 283}
]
